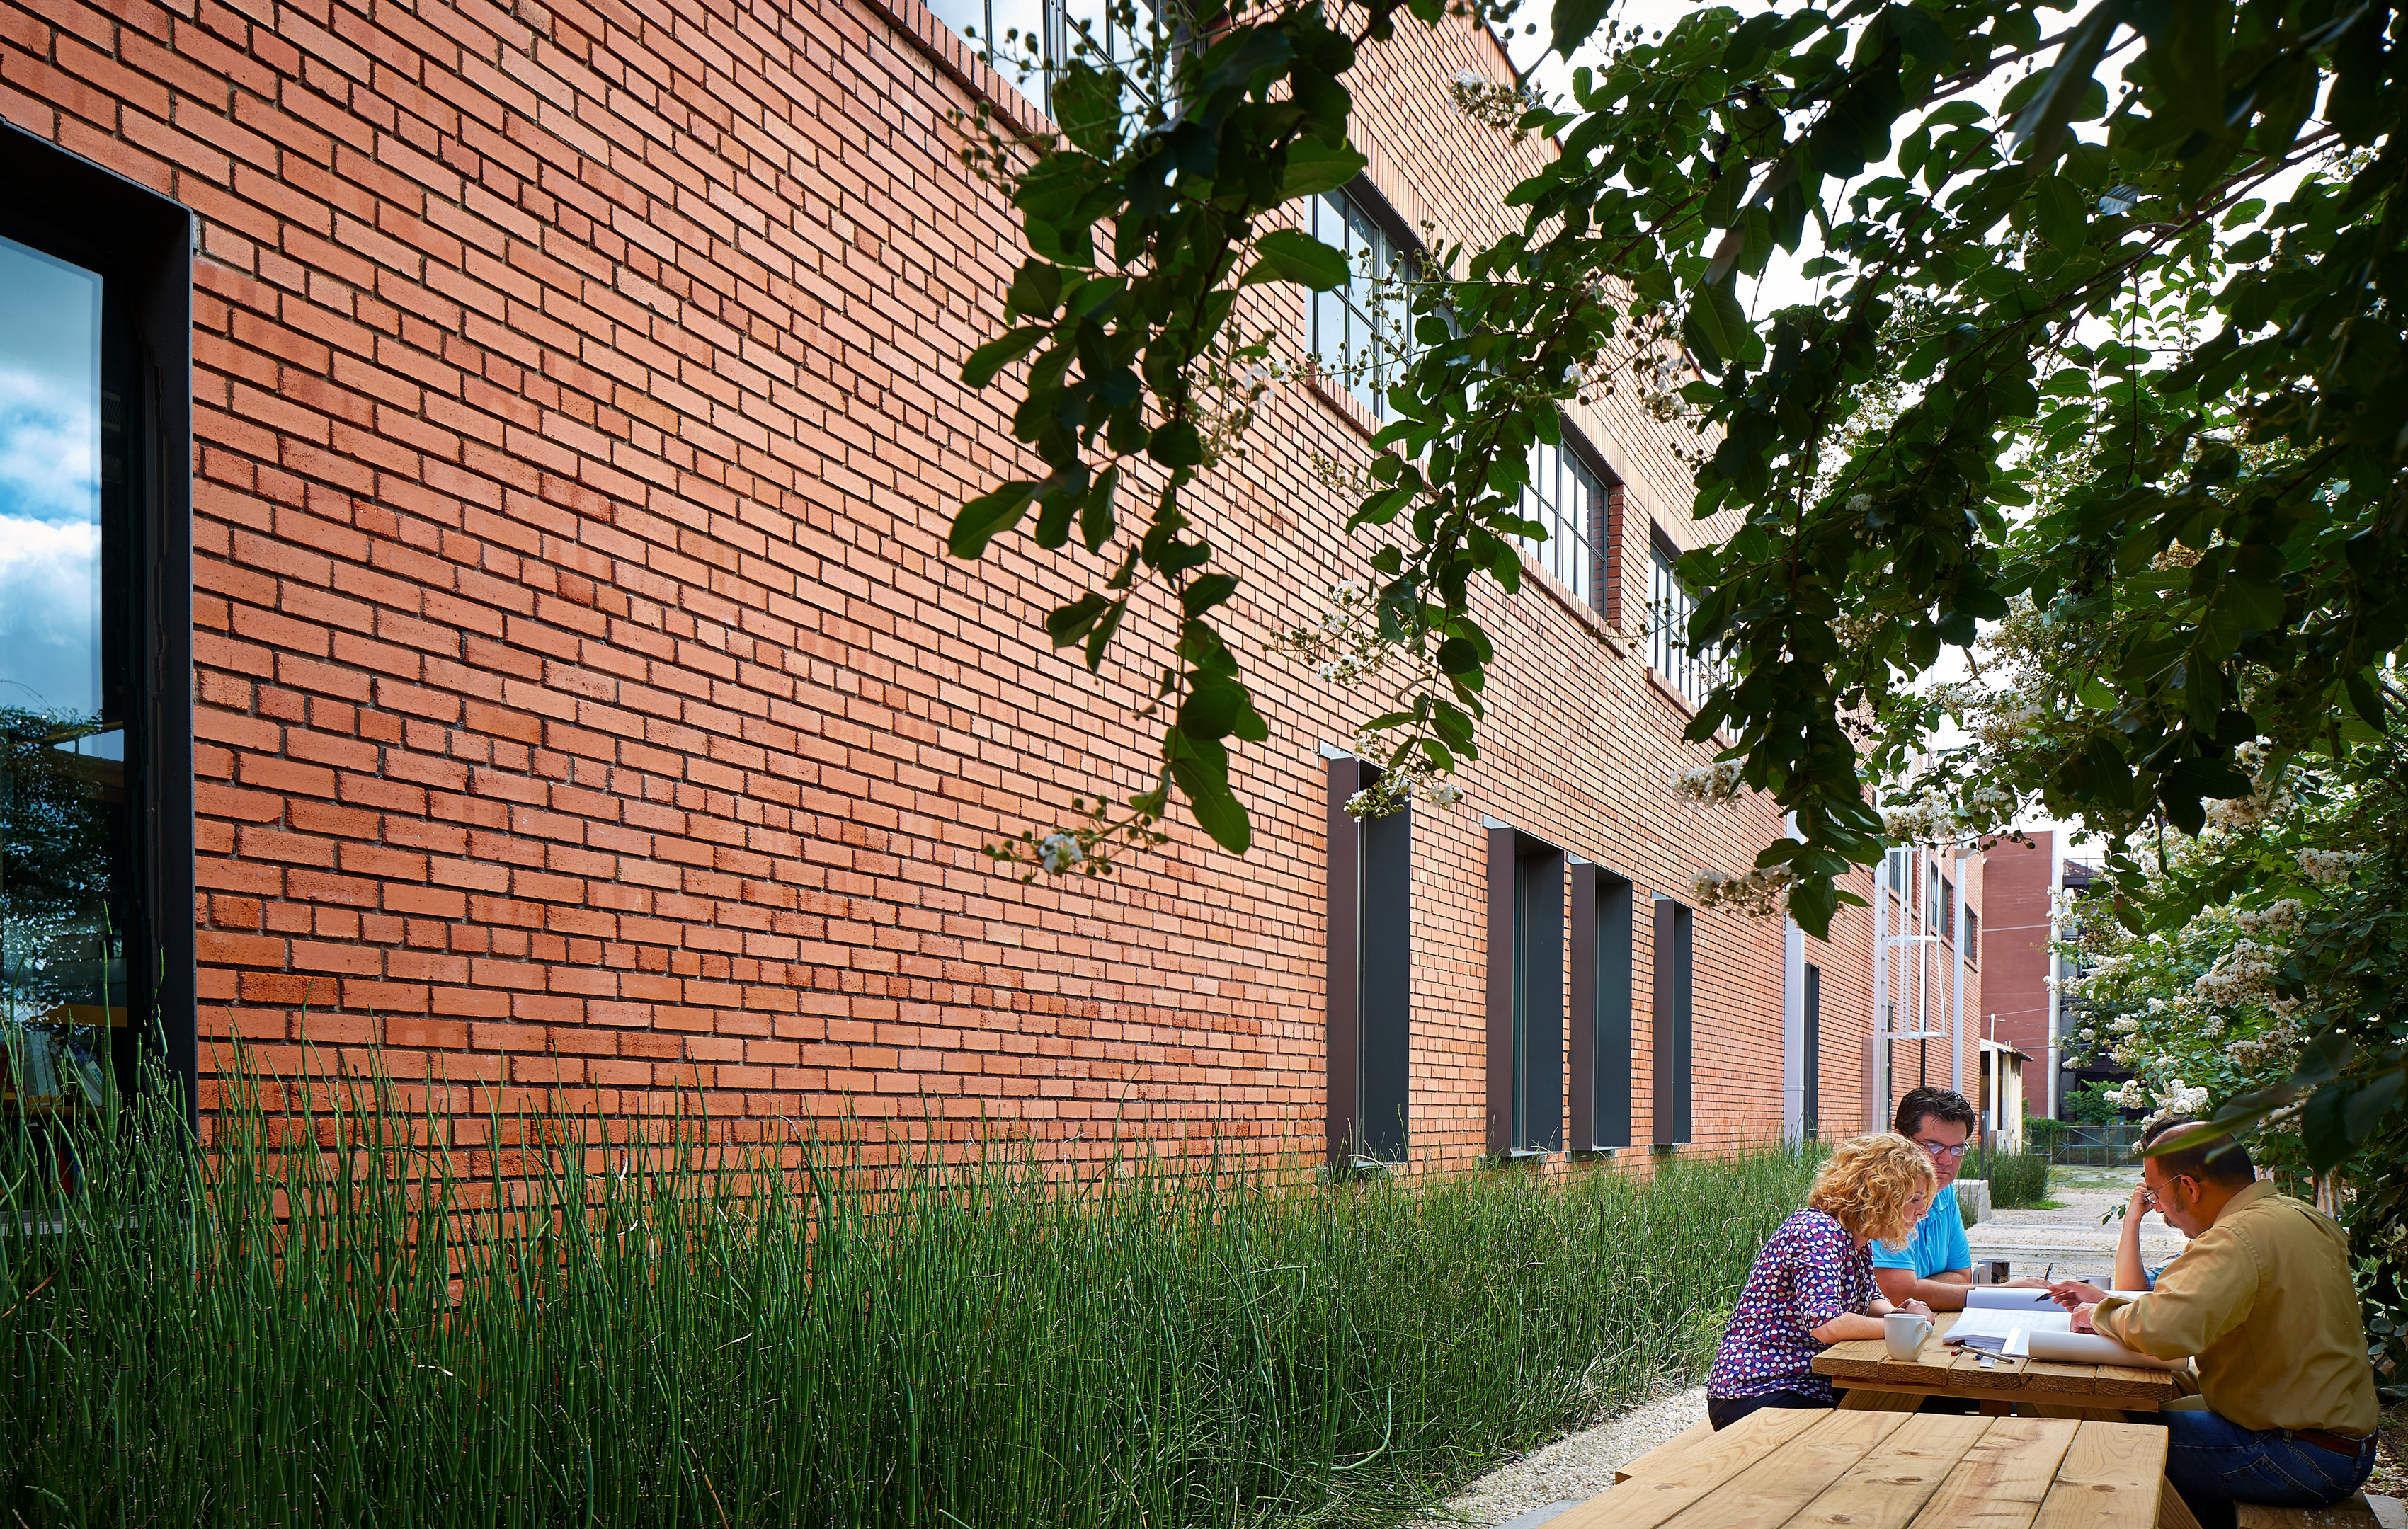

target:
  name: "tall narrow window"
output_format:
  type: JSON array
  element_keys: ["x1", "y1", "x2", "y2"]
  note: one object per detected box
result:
[
  {"x1": 1, "y1": 126, "x2": 195, "y2": 1135},
  {"x1": 1568, "y1": 862, "x2": 1633, "y2": 1151},
  {"x1": 1307, "y1": 189, "x2": 1417, "y2": 419},
  {"x1": 1648, "y1": 532, "x2": 1725, "y2": 705},
  {"x1": 1325, "y1": 757, "x2": 1409, "y2": 1162},
  {"x1": 1518, "y1": 435, "x2": 1608, "y2": 612},
  {"x1": 1486, "y1": 827, "x2": 1563, "y2": 1156},
  {"x1": 1965, "y1": 908, "x2": 1980, "y2": 966},
  {"x1": 1802, "y1": 963, "x2": 1822, "y2": 1140},
  {"x1": 1650, "y1": 895, "x2": 1693, "y2": 1146}
]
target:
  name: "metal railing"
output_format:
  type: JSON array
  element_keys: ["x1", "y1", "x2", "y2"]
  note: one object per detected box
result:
[{"x1": 2031, "y1": 1123, "x2": 2144, "y2": 1165}]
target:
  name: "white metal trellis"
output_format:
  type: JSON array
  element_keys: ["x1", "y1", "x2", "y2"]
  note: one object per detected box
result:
[{"x1": 1868, "y1": 840, "x2": 1971, "y2": 1130}]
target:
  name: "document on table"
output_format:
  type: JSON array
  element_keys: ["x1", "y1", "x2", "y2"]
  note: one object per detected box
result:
[{"x1": 1945, "y1": 1302, "x2": 2071, "y2": 1357}]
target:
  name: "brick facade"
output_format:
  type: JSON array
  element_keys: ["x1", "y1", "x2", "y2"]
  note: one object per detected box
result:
[
  {"x1": 1981, "y1": 832, "x2": 2058, "y2": 1121},
  {"x1": 3, "y1": 0, "x2": 1985, "y2": 1161}
]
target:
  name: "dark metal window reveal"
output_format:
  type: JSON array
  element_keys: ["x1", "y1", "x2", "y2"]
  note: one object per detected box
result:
[
  {"x1": 1803, "y1": 963, "x2": 1822, "y2": 1140},
  {"x1": 1568, "y1": 861, "x2": 1633, "y2": 1152},
  {"x1": 1325, "y1": 757, "x2": 1409, "y2": 1164},
  {"x1": 1650, "y1": 895, "x2": 1693, "y2": 1146},
  {"x1": 0, "y1": 125, "x2": 195, "y2": 1135},
  {"x1": 1485, "y1": 826, "x2": 1563, "y2": 1157}
]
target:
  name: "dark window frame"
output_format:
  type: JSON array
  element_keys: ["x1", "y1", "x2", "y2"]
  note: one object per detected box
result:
[
  {"x1": 1519, "y1": 428, "x2": 1614, "y2": 616},
  {"x1": 1650, "y1": 895, "x2": 1693, "y2": 1146},
  {"x1": 1325, "y1": 755, "x2": 1410, "y2": 1164},
  {"x1": 1485, "y1": 825, "x2": 1563, "y2": 1157},
  {"x1": 1306, "y1": 182, "x2": 1426, "y2": 421},
  {"x1": 1, "y1": 125, "x2": 195, "y2": 1122},
  {"x1": 1568, "y1": 861, "x2": 1634, "y2": 1152},
  {"x1": 1648, "y1": 529, "x2": 1725, "y2": 705},
  {"x1": 1803, "y1": 961, "x2": 1822, "y2": 1140}
]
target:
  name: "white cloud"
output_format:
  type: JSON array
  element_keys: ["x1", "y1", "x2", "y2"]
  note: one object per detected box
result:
[
  {"x1": 0, "y1": 513, "x2": 101, "y2": 716},
  {"x1": 0, "y1": 367, "x2": 98, "y2": 527}
]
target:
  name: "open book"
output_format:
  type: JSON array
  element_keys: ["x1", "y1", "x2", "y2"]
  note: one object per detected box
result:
[{"x1": 1940, "y1": 1288, "x2": 2186, "y2": 1369}]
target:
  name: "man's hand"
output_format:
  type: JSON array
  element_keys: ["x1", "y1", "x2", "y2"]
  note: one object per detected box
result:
[
  {"x1": 1999, "y1": 1277, "x2": 2053, "y2": 1289},
  {"x1": 2070, "y1": 1302, "x2": 2099, "y2": 1334},
  {"x1": 1898, "y1": 1298, "x2": 1933, "y2": 1317},
  {"x1": 2048, "y1": 1281, "x2": 2111, "y2": 1309}
]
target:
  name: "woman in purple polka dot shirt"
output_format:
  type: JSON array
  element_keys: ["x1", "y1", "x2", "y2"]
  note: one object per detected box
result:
[{"x1": 1706, "y1": 1133, "x2": 1939, "y2": 1431}]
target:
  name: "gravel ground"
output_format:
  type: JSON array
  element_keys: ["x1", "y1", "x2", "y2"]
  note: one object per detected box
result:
[{"x1": 1407, "y1": 1382, "x2": 1706, "y2": 1529}]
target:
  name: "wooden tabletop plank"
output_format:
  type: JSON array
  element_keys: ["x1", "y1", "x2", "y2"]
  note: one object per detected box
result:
[
  {"x1": 1905, "y1": 1417, "x2": 2080, "y2": 1529},
  {"x1": 1548, "y1": 1405, "x2": 1827, "y2": 1529},
  {"x1": 1946, "y1": 1345, "x2": 2028, "y2": 1391},
  {"x1": 1654, "y1": 1410, "x2": 1917, "y2": 1529},
  {"x1": 2091, "y1": 1363, "x2": 2181, "y2": 1404},
  {"x1": 2026, "y1": 1419, "x2": 2168, "y2": 1529},
  {"x1": 2019, "y1": 1358, "x2": 2102, "y2": 1396},
  {"x1": 1787, "y1": 1413, "x2": 1995, "y2": 1529},
  {"x1": 1818, "y1": 1337, "x2": 1893, "y2": 1379}
]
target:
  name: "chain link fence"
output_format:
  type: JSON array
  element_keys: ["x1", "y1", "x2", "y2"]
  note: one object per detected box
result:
[{"x1": 2028, "y1": 1123, "x2": 2145, "y2": 1165}]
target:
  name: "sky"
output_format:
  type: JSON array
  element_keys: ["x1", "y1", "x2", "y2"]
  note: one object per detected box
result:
[{"x1": 0, "y1": 232, "x2": 104, "y2": 721}]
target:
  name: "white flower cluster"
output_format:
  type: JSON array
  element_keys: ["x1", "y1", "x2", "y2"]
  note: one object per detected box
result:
[
  {"x1": 1672, "y1": 760, "x2": 1747, "y2": 803},
  {"x1": 1881, "y1": 792, "x2": 1958, "y2": 844},
  {"x1": 1279, "y1": 581, "x2": 1396, "y2": 692},
  {"x1": 2191, "y1": 939, "x2": 2283, "y2": 1009},
  {"x1": 1037, "y1": 832, "x2": 1084, "y2": 873},
  {"x1": 2139, "y1": 1077, "x2": 2212, "y2": 1129},
  {"x1": 2295, "y1": 848, "x2": 2363, "y2": 885},
  {"x1": 1343, "y1": 732, "x2": 1468, "y2": 818},
  {"x1": 2203, "y1": 781, "x2": 2287, "y2": 834},
  {"x1": 2109, "y1": 1015, "x2": 2140, "y2": 1034},
  {"x1": 1689, "y1": 865, "x2": 1796, "y2": 917},
  {"x1": 2226, "y1": 1020, "x2": 2305, "y2": 1073},
  {"x1": 2231, "y1": 899, "x2": 2307, "y2": 938}
]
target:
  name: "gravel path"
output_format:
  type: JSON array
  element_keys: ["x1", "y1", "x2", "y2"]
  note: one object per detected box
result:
[
  {"x1": 1408, "y1": 1383, "x2": 1706, "y2": 1529},
  {"x1": 1966, "y1": 1163, "x2": 2184, "y2": 1285}
]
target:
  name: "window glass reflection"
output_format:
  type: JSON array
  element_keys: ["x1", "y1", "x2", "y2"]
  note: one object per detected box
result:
[{"x1": 0, "y1": 232, "x2": 125, "y2": 1122}]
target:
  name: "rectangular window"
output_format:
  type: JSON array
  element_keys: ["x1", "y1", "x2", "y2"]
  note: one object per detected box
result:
[
  {"x1": 1966, "y1": 907, "x2": 1980, "y2": 966},
  {"x1": 1486, "y1": 827, "x2": 1563, "y2": 1155},
  {"x1": 1650, "y1": 895, "x2": 1693, "y2": 1146},
  {"x1": 1648, "y1": 532, "x2": 1725, "y2": 705},
  {"x1": 1942, "y1": 875, "x2": 1956, "y2": 938},
  {"x1": 1325, "y1": 756, "x2": 1409, "y2": 1163},
  {"x1": 1518, "y1": 435, "x2": 1609, "y2": 613},
  {"x1": 1307, "y1": 188, "x2": 1417, "y2": 420},
  {"x1": 925, "y1": 0, "x2": 1157, "y2": 118},
  {"x1": 1, "y1": 125, "x2": 195, "y2": 1138},
  {"x1": 1803, "y1": 963, "x2": 1822, "y2": 1140},
  {"x1": 1568, "y1": 862, "x2": 1633, "y2": 1151}
]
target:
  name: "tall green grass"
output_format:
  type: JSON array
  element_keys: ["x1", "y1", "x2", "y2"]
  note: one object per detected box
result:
[
  {"x1": 2, "y1": 1066, "x2": 1817, "y2": 1527},
  {"x1": 1972, "y1": 1148, "x2": 2051, "y2": 1208}
]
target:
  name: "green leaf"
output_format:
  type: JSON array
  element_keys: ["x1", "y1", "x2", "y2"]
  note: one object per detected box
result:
[
  {"x1": 1548, "y1": 0, "x2": 1611, "y2": 62},
  {"x1": 1681, "y1": 278, "x2": 1751, "y2": 373},
  {"x1": 1279, "y1": 139, "x2": 1368, "y2": 199},
  {"x1": 948, "y1": 481, "x2": 1037, "y2": 559},
  {"x1": 1049, "y1": 60, "x2": 1123, "y2": 157},
  {"x1": 1045, "y1": 593, "x2": 1116, "y2": 648},
  {"x1": 2009, "y1": 3, "x2": 2123, "y2": 160},
  {"x1": 1240, "y1": 228, "x2": 1351, "y2": 290},
  {"x1": 964, "y1": 327, "x2": 1051, "y2": 389}
]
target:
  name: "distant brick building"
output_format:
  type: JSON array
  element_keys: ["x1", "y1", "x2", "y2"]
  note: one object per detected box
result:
[
  {"x1": 1981, "y1": 832, "x2": 2062, "y2": 1121},
  {"x1": 0, "y1": 0, "x2": 1982, "y2": 1162}
]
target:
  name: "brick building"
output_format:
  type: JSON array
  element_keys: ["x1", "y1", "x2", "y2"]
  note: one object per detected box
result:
[{"x1": 0, "y1": 0, "x2": 1984, "y2": 1162}]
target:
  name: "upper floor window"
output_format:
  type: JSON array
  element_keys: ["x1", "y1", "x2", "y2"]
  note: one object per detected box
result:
[
  {"x1": 926, "y1": 0, "x2": 1156, "y2": 118},
  {"x1": 1306, "y1": 189, "x2": 1417, "y2": 420},
  {"x1": 1648, "y1": 532, "x2": 1725, "y2": 705},
  {"x1": 1519, "y1": 437, "x2": 1607, "y2": 612}
]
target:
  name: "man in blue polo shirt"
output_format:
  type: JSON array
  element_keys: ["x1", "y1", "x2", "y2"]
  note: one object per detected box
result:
[{"x1": 1873, "y1": 1087, "x2": 1978, "y2": 1309}]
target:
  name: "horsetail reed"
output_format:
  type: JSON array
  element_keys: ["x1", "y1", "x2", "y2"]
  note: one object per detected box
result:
[{"x1": 3, "y1": 1061, "x2": 1816, "y2": 1526}]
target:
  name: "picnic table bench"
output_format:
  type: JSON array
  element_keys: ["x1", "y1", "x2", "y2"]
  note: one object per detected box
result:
[
  {"x1": 1814, "y1": 1310, "x2": 2186, "y2": 1418},
  {"x1": 1558, "y1": 1404, "x2": 2171, "y2": 1528}
]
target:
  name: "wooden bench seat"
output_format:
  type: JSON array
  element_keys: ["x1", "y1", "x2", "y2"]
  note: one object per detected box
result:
[{"x1": 1607, "y1": 1417, "x2": 1713, "y2": 1483}]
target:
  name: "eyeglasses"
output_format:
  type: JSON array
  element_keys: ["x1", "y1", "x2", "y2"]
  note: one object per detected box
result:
[{"x1": 1915, "y1": 1139, "x2": 1973, "y2": 1160}]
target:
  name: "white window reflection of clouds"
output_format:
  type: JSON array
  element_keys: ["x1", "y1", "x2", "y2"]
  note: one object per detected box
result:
[{"x1": 0, "y1": 234, "x2": 102, "y2": 720}]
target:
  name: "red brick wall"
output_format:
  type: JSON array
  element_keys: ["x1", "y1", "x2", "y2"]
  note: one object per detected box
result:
[
  {"x1": 4, "y1": 0, "x2": 1902, "y2": 1164},
  {"x1": 1982, "y1": 832, "x2": 2057, "y2": 1119}
]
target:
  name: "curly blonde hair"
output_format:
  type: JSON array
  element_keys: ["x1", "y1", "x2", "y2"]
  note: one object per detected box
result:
[{"x1": 1808, "y1": 1133, "x2": 1937, "y2": 1249}]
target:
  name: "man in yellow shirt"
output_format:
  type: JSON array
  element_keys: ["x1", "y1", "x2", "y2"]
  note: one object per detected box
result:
[{"x1": 2069, "y1": 1116, "x2": 2378, "y2": 1529}]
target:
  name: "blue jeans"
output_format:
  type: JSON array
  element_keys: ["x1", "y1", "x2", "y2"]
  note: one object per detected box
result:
[{"x1": 2145, "y1": 1408, "x2": 2375, "y2": 1529}]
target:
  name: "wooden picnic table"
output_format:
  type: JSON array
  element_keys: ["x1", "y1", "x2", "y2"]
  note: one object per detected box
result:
[
  {"x1": 1556, "y1": 1405, "x2": 2174, "y2": 1529},
  {"x1": 1814, "y1": 1310, "x2": 2186, "y2": 1418}
]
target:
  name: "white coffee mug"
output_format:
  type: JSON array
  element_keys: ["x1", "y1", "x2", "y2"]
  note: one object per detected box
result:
[{"x1": 1883, "y1": 1310, "x2": 1934, "y2": 1360}]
